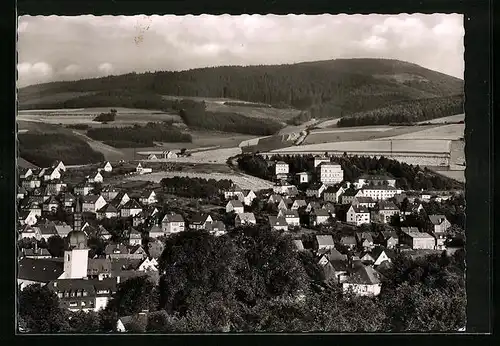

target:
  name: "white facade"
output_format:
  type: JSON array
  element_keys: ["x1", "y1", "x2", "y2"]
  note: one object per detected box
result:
[
  {"x1": 162, "y1": 221, "x2": 185, "y2": 234},
  {"x1": 63, "y1": 248, "x2": 89, "y2": 279},
  {"x1": 314, "y1": 157, "x2": 331, "y2": 168},
  {"x1": 373, "y1": 252, "x2": 391, "y2": 266},
  {"x1": 45, "y1": 169, "x2": 61, "y2": 181},
  {"x1": 242, "y1": 190, "x2": 257, "y2": 206},
  {"x1": 296, "y1": 172, "x2": 310, "y2": 184},
  {"x1": 103, "y1": 162, "x2": 113, "y2": 172},
  {"x1": 53, "y1": 161, "x2": 66, "y2": 172},
  {"x1": 95, "y1": 297, "x2": 110, "y2": 311},
  {"x1": 359, "y1": 188, "x2": 402, "y2": 201},
  {"x1": 378, "y1": 209, "x2": 399, "y2": 223},
  {"x1": 83, "y1": 196, "x2": 107, "y2": 213},
  {"x1": 226, "y1": 201, "x2": 244, "y2": 214},
  {"x1": 320, "y1": 163, "x2": 344, "y2": 185},
  {"x1": 89, "y1": 172, "x2": 104, "y2": 183},
  {"x1": 121, "y1": 206, "x2": 143, "y2": 218},
  {"x1": 342, "y1": 283, "x2": 381, "y2": 297},
  {"x1": 275, "y1": 162, "x2": 289, "y2": 175},
  {"x1": 346, "y1": 206, "x2": 370, "y2": 226}
]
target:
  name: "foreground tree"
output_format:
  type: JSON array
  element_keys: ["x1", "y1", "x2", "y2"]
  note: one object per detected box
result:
[
  {"x1": 106, "y1": 276, "x2": 159, "y2": 317},
  {"x1": 18, "y1": 285, "x2": 70, "y2": 332}
]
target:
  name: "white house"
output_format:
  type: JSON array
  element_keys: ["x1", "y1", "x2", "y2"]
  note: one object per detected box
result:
[
  {"x1": 139, "y1": 191, "x2": 157, "y2": 205},
  {"x1": 275, "y1": 161, "x2": 289, "y2": 179},
  {"x1": 269, "y1": 216, "x2": 288, "y2": 231},
  {"x1": 296, "y1": 172, "x2": 311, "y2": 184},
  {"x1": 359, "y1": 186, "x2": 402, "y2": 201},
  {"x1": 82, "y1": 195, "x2": 107, "y2": 213},
  {"x1": 161, "y1": 213, "x2": 185, "y2": 234},
  {"x1": 74, "y1": 184, "x2": 93, "y2": 196},
  {"x1": 310, "y1": 209, "x2": 330, "y2": 226},
  {"x1": 52, "y1": 161, "x2": 66, "y2": 173},
  {"x1": 278, "y1": 209, "x2": 300, "y2": 227},
  {"x1": 163, "y1": 151, "x2": 178, "y2": 159},
  {"x1": 44, "y1": 167, "x2": 61, "y2": 181},
  {"x1": 136, "y1": 163, "x2": 152, "y2": 174},
  {"x1": 19, "y1": 168, "x2": 33, "y2": 179},
  {"x1": 224, "y1": 185, "x2": 244, "y2": 200},
  {"x1": 137, "y1": 257, "x2": 158, "y2": 272},
  {"x1": 314, "y1": 156, "x2": 331, "y2": 168},
  {"x1": 400, "y1": 227, "x2": 436, "y2": 250},
  {"x1": 346, "y1": 205, "x2": 371, "y2": 226},
  {"x1": 291, "y1": 199, "x2": 307, "y2": 210},
  {"x1": 370, "y1": 248, "x2": 392, "y2": 267},
  {"x1": 306, "y1": 183, "x2": 327, "y2": 198},
  {"x1": 190, "y1": 213, "x2": 213, "y2": 230},
  {"x1": 120, "y1": 200, "x2": 143, "y2": 218},
  {"x1": 323, "y1": 184, "x2": 346, "y2": 203},
  {"x1": 239, "y1": 189, "x2": 257, "y2": 206},
  {"x1": 319, "y1": 162, "x2": 344, "y2": 185},
  {"x1": 235, "y1": 213, "x2": 256, "y2": 227},
  {"x1": 148, "y1": 154, "x2": 158, "y2": 160},
  {"x1": 97, "y1": 204, "x2": 119, "y2": 219},
  {"x1": 88, "y1": 172, "x2": 104, "y2": 184},
  {"x1": 342, "y1": 265, "x2": 382, "y2": 297},
  {"x1": 19, "y1": 210, "x2": 39, "y2": 226},
  {"x1": 226, "y1": 200, "x2": 244, "y2": 214},
  {"x1": 102, "y1": 161, "x2": 113, "y2": 172}
]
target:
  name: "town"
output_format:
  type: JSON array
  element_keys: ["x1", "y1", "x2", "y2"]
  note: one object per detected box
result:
[{"x1": 16, "y1": 151, "x2": 465, "y2": 332}]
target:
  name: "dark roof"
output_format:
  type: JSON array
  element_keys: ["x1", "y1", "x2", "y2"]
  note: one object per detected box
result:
[
  {"x1": 380, "y1": 230, "x2": 399, "y2": 240},
  {"x1": 236, "y1": 213, "x2": 256, "y2": 222},
  {"x1": 377, "y1": 200, "x2": 400, "y2": 211},
  {"x1": 18, "y1": 258, "x2": 64, "y2": 282},
  {"x1": 330, "y1": 259, "x2": 349, "y2": 271},
  {"x1": 346, "y1": 265, "x2": 382, "y2": 285},
  {"x1": 162, "y1": 213, "x2": 185, "y2": 223},
  {"x1": 99, "y1": 203, "x2": 118, "y2": 213},
  {"x1": 356, "y1": 232, "x2": 374, "y2": 243},
  {"x1": 122, "y1": 199, "x2": 142, "y2": 209},
  {"x1": 342, "y1": 189, "x2": 359, "y2": 197},
  {"x1": 110, "y1": 258, "x2": 143, "y2": 271},
  {"x1": 428, "y1": 214, "x2": 448, "y2": 225},
  {"x1": 307, "y1": 183, "x2": 324, "y2": 191},
  {"x1": 340, "y1": 236, "x2": 357, "y2": 245},
  {"x1": 269, "y1": 216, "x2": 288, "y2": 227},
  {"x1": 326, "y1": 248, "x2": 348, "y2": 261},
  {"x1": 82, "y1": 195, "x2": 101, "y2": 204},
  {"x1": 190, "y1": 213, "x2": 211, "y2": 224},
  {"x1": 18, "y1": 157, "x2": 39, "y2": 169},
  {"x1": 293, "y1": 199, "x2": 307, "y2": 207},
  {"x1": 350, "y1": 205, "x2": 370, "y2": 213},
  {"x1": 293, "y1": 240, "x2": 305, "y2": 250},
  {"x1": 316, "y1": 235, "x2": 334, "y2": 247},
  {"x1": 312, "y1": 209, "x2": 330, "y2": 217},
  {"x1": 128, "y1": 244, "x2": 145, "y2": 254},
  {"x1": 206, "y1": 221, "x2": 226, "y2": 232},
  {"x1": 88, "y1": 258, "x2": 112, "y2": 274},
  {"x1": 354, "y1": 196, "x2": 375, "y2": 203},
  {"x1": 23, "y1": 248, "x2": 51, "y2": 257},
  {"x1": 105, "y1": 243, "x2": 128, "y2": 255},
  {"x1": 227, "y1": 200, "x2": 244, "y2": 208},
  {"x1": 324, "y1": 185, "x2": 343, "y2": 193},
  {"x1": 38, "y1": 224, "x2": 58, "y2": 236}
]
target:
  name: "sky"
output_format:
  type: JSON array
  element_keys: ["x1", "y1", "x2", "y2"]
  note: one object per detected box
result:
[{"x1": 17, "y1": 14, "x2": 464, "y2": 87}]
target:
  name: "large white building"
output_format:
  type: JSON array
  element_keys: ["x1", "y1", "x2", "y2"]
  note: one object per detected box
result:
[
  {"x1": 359, "y1": 186, "x2": 403, "y2": 201},
  {"x1": 275, "y1": 161, "x2": 289, "y2": 179},
  {"x1": 319, "y1": 162, "x2": 344, "y2": 185},
  {"x1": 346, "y1": 205, "x2": 371, "y2": 226}
]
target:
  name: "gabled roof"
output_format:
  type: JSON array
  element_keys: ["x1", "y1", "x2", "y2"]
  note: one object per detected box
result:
[
  {"x1": 18, "y1": 258, "x2": 64, "y2": 283},
  {"x1": 268, "y1": 194, "x2": 283, "y2": 203},
  {"x1": 236, "y1": 213, "x2": 256, "y2": 222},
  {"x1": 356, "y1": 232, "x2": 374, "y2": 243},
  {"x1": 99, "y1": 203, "x2": 118, "y2": 213},
  {"x1": 110, "y1": 258, "x2": 143, "y2": 271},
  {"x1": 82, "y1": 195, "x2": 101, "y2": 204},
  {"x1": 340, "y1": 236, "x2": 357, "y2": 245},
  {"x1": 190, "y1": 213, "x2": 211, "y2": 224},
  {"x1": 227, "y1": 199, "x2": 244, "y2": 208},
  {"x1": 307, "y1": 183, "x2": 325, "y2": 191},
  {"x1": 316, "y1": 235, "x2": 335, "y2": 247},
  {"x1": 128, "y1": 244, "x2": 145, "y2": 254},
  {"x1": 346, "y1": 265, "x2": 382, "y2": 285},
  {"x1": 342, "y1": 189, "x2": 360, "y2": 197},
  {"x1": 312, "y1": 209, "x2": 330, "y2": 217},
  {"x1": 380, "y1": 230, "x2": 399, "y2": 240},
  {"x1": 269, "y1": 216, "x2": 288, "y2": 227},
  {"x1": 129, "y1": 228, "x2": 141, "y2": 238},
  {"x1": 88, "y1": 258, "x2": 112, "y2": 274},
  {"x1": 140, "y1": 190, "x2": 155, "y2": 198},
  {"x1": 44, "y1": 196, "x2": 59, "y2": 205},
  {"x1": 325, "y1": 185, "x2": 343, "y2": 193},
  {"x1": 23, "y1": 248, "x2": 51, "y2": 257},
  {"x1": 377, "y1": 200, "x2": 400, "y2": 211},
  {"x1": 326, "y1": 248, "x2": 348, "y2": 262},
  {"x1": 282, "y1": 210, "x2": 299, "y2": 218},
  {"x1": 293, "y1": 199, "x2": 307, "y2": 207},
  {"x1": 105, "y1": 243, "x2": 129, "y2": 255},
  {"x1": 322, "y1": 203, "x2": 336, "y2": 212},
  {"x1": 428, "y1": 214, "x2": 448, "y2": 225},
  {"x1": 122, "y1": 199, "x2": 142, "y2": 209},
  {"x1": 205, "y1": 220, "x2": 226, "y2": 232},
  {"x1": 354, "y1": 196, "x2": 375, "y2": 203},
  {"x1": 275, "y1": 161, "x2": 288, "y2": 165},
  {"x1": 162, "y1": 213, "x2": 185, "y2": 223},
  {"x1": 17, "y1": 186, "x2": 27, "y2": 195},
  {"x1": 37, "y1": 224, "x2": 58, "y2": 236},
  {"x1": 400, "y1": 227, "x2": 434, "y2": 238}
]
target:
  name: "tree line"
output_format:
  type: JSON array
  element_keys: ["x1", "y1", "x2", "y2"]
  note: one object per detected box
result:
[
  {"x1": 19, "y1": 59, "x2": 463, "y2": 127},
  {"x1": 236, "y1": 153, "x2": 464, "y2": 191},
  {"x1": 337, "y1": 94, "x2": 464, "y2": 127},
  {"x1": 86, "y1": 122, "x2": 192, "y2": 148},
  {"x1": 19, "y1": 226, "x2": 465, "y2": 332},
  {"x1": 160, "y1": 176, "x2": 233, "y2": 199},
  {"x1": 18, "y1": 133, "x2": 105, "y2": 167}
]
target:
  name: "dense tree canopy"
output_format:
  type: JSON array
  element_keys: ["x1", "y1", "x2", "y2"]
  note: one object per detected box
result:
[{"x1": 18, "y1": 133, "x2": 104, "y2": 167}]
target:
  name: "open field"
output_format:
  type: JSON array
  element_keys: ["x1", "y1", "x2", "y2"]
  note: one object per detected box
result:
[
  {"x1": 135, "y1": 147, "x2": 242, "y2": 164},
  {"x1": 162, "y1": 95, "x2": 301, "y2": 122},
  {"x1": 17, "y1": 107, "x2": 182, "y2": 127},
  {"x1": 433, "y1": 170, "x2": 465, "y2": 183},
  {"x1": 417, "y1": 113, "x2": 465, "y2": 124},
  {"x1": 271, "y1": 139, "x2": 451, "y2": 154},
  {"x1": 126, "y1": 170, "x2": 274, "y2": 191},
  {"x1": 18, "y1": 92, "x2": 96, "y2": 107},
  {"x1": 383, "y1": 124, "x2": 464, "y2": 140}
]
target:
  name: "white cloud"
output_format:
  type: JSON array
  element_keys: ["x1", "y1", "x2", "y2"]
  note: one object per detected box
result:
[
  {"x1": 362, "y1": 35, "x2": 387, "y2": 50},
  {"x1": 62, "y1": 64, "x2": 81, "y2": 75},
  {"x1": 98, "y1": 62, "x2": 113, "y2": 75}
]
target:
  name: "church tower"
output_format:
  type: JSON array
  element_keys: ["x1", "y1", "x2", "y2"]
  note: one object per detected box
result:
[
  {"x1": 63, "y1": 229, "x2": 89, "y2": 279},
  {"x1": 73, "y1": 197, "x2": 82, "y2": 232}
]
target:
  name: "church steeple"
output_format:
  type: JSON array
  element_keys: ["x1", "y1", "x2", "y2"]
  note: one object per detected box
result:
[{"x1": 73, "y1": 197, "x2": 82, "y2": 232}]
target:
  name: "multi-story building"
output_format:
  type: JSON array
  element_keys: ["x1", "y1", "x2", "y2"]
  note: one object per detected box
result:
[
  {"x1": 319, "y1": 162, "x2": 344, "y2": 185},
  {"x1": 346, "y1": 205, "x2": 371, "y2": 226},
  {"x1": 358, "y1": 186, "x2": 402, "y2": 201}
]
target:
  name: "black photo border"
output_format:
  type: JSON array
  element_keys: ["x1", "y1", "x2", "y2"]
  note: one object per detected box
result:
[{"x1": 2, "y1": 0, "x2": 496, "y2": 344}]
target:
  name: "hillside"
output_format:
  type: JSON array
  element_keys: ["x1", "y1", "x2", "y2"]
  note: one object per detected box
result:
[{"x1": 18, "y1": 58, "x2": 463, "y2": 129}]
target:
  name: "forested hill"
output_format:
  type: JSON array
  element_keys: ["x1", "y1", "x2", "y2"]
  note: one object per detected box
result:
[{"x1": 19, "y1": 58, "x2": 463, "y2": 121}]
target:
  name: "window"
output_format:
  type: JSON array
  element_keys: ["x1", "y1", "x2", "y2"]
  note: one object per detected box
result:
[
  {"x1": 65, "y1": 292, "x2": 69, "y2": 298},
  {"x1": 58, "y1": 293, "x2": 63, "y2": 298},
  {"x1": 76, "y1": 290, "x2": 81, "y2": 297},
  {"x1": 67, "y1": 254, "x2": 70, "y2": 261},
  {"x1": 83, "y1": 291, "x2": 88, "y2": 297},
  {"x1": 81, "y1": 301, "x2": 86, "y2": 306},
  {"x1": 69, "y1": 302, "x2": 77, "y2": 307}
]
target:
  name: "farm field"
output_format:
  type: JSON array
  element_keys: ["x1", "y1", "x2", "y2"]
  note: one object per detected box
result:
[
  {"x1": 17, "y1": 107, "x2": 182, "y2": 126},
  {"x1": 302, "y1": 125, "x2": 441, "y2": 145},
  {"x1": 434, "y1": 170, "x2": 465, "y2": 183},
  {"x1": 271, "y1": 139, "x2": 452, "y2": 154},
  {"x1": 383, "y1": 124, "x2": 464, "y2": 140},
  {"x1": 127, "y1": 170, "x2": 274, "y2": 191},
  {"x1": 417, "y1": 113, "x2": 465, "y2": 124}
]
